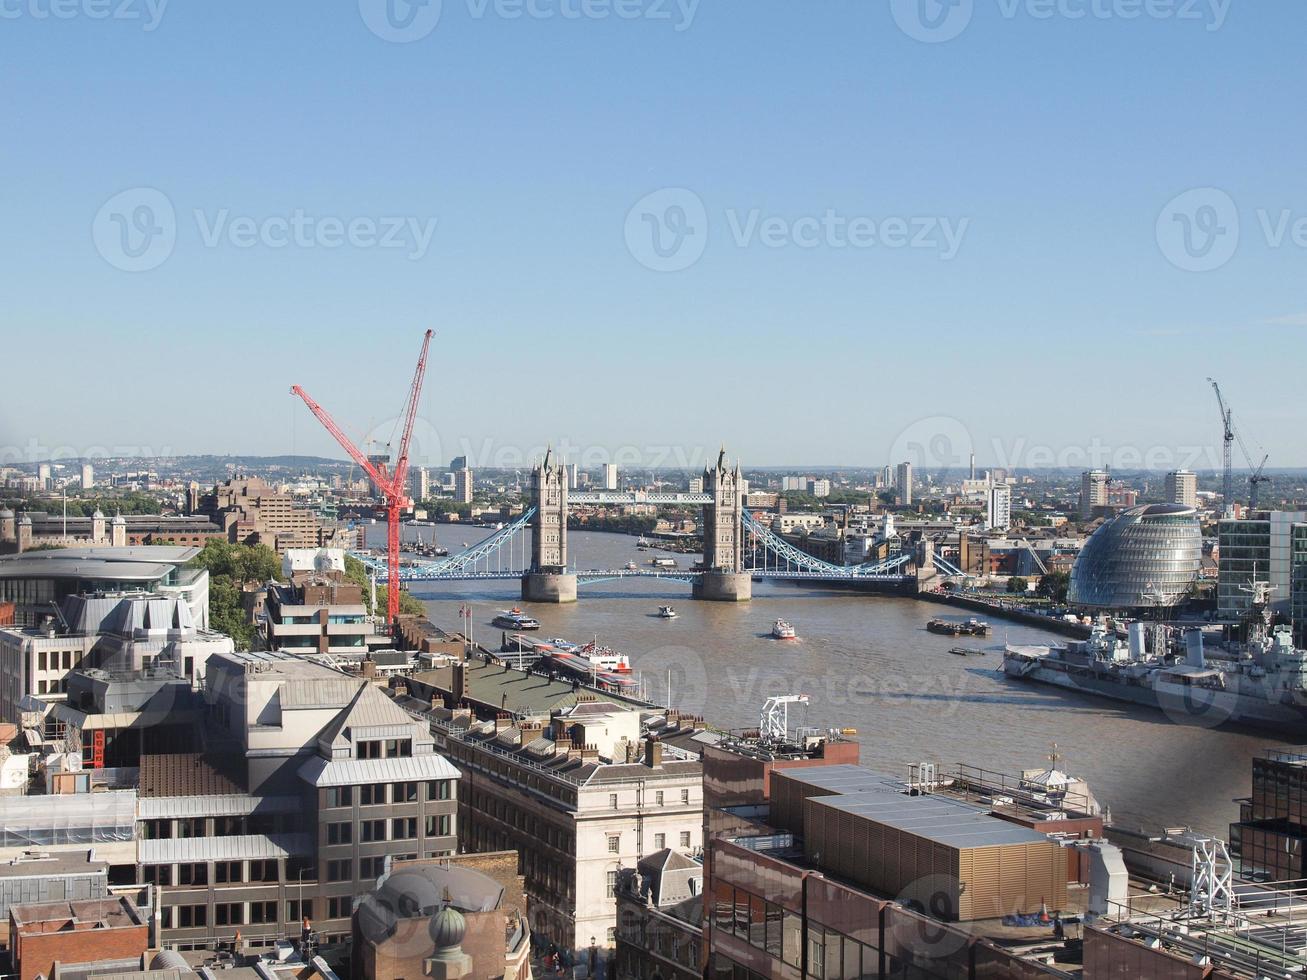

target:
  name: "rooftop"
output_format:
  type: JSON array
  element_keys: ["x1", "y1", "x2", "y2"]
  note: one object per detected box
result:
[
  {"x1": 10, "y1": 895, "x2": 142, "y2": 932},
  {"x1": 0, "y1": 850, "x2": 108, "y2": 880},
  {"x1": 409, "y1": 658, "x2": 650, "y2": 717},
  {"x1": 0, "y1": 546, "x2": 200, "y2": 581},
  {"x1": 810, "y1": 789, "x2": 1053, "y2": 848}
]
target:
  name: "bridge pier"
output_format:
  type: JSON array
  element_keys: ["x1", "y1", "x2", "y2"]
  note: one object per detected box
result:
[
  {"x1": 692, "y1": 570, "x2": 752, "y2": 602},
  {"x1": 522, "y1": 571, "x2": 577, "y2": 603}
]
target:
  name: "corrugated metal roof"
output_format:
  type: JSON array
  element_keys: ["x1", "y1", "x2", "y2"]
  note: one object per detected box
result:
[
  {"x1": 280, "y1": 677, "x2": 362, "y2": 709},
  {"x1": 298, "y1": 753, "x2": 460, "y2": 787},
  {"x1": 139, "y1": 832, "x2": 310, "y2": 864},
  {"x1": 810, "y1": 789, "x2": 1051, "y2": 848},
  {"x1": 137, "y1": 794, "x2": 301, "y2": 820}
]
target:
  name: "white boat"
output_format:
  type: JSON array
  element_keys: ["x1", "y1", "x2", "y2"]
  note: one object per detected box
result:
[
  {"x1": 650, "y1": 557, "x2": 677, "y2": 568},
  {"x1": 625, "y1": 561, "x2": 639, "y2": 571},
  {"x1": 492, "y1": 608, "x2": 541, "y2": 630},
  {"x1": 657, "y1": 606, "x2": 677, "y2": 619},
  {"x1": 771, "y1": 618, "x2": 797, "y2": 640}
]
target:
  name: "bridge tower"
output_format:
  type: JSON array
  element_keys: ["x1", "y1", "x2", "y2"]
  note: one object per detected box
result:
[
  {"x1": 522, "y1": 448, "x2": 577, "y2": 603},
  {"x1": 693, "y1": 448, "x2": 752, "y2": 601}
]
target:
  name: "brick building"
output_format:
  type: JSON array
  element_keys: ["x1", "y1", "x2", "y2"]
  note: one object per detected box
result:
[{"x1": 10, "y1": 896, "x2": 148, "y2": 980}]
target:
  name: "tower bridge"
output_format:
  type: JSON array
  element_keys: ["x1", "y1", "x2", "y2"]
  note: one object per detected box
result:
[{"x1": 351, "y1": 447, "x2": 924, "y2": 602}]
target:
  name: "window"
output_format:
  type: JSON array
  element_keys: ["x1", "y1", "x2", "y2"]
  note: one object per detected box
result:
[
  {"x1": 144, "y1": 865, "x2": 172, "y2": 886},
  {"x1": 326, "y1": 859, "x2": 352, "y2": 882},
  {"x1": 360, "y1": 784, "x2": 385, "y2": 806},
  {"x1": 358, "y1": 740, "x2": 382, "y2": 759},
  {"x1": 215, "y1": 861, "x2": 242, "y2": 884},
  {"x1": 656, "y1": 791, "x2": 665, "y2": 806},
  {"x1": 606, "y1": 869, "x2": 618, "y2": 898},
  {"x1": 177, "y1": 905, "x2": 207, "y2": 929},
  {"x1": 160, "y1": 907, "x2": 173, "y2": 929},
  {"x1": 392, "y1": 781, "x2": 418, "y2": 803},
  {"x1": 327, "y1": 822, "x2": 352, "y2": 845},
  {"x1": 680, "y1": 831, "x2": 691, "y2": 848},
  {"x1": 216, "y1": 903, "x2": 244, "y2": 926},
  {"x1": 249, "y1": 901, "x2": 277, "y2": 924},
  {"x1": 327, "y1": 897, "x2": 350, "y2": 920},
  {"x1": 249, "y1": 859, "x2": 278, "y2": 883},
  {"x1": 654, "y1": 833, "x2": 666, "y2": 849},
  {"x1": 607, "y1": 834, "x2": 621, "y2": 853},
  {"x1": 361, "y1": 819, "x2": 386, "y2": 842},
  {"x1": 425, "y1": 814, "x2": 451, "y2": 837},
  {"x1": 392, "y1": 817, "x2": 417, "y2": 839},
  {"x1": 325, "y1": 786, "x2": 352, "y2": 808},
  {"x1": 609, "y1": 793, "x2": 618, "y2": 809},
  {"x1": 360, "y1": 856, "x2": 384, "y2": 880},
  {"x1": 178, "y1": 863, "x2": 207, "y2": 886},
  {"x1": 681, "y1": 789, "x2": 690, "y2": 804},
  {"x1": 427, "y1": 779, "x2": 452, "y2": 801},
  {"x1": 288, "y1": 899, "x2": 313, "y2": 922}
]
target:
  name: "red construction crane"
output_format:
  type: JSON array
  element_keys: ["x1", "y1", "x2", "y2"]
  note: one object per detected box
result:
[{"x1": 292, "y1": 329, "x2": 433, "y2": 632}]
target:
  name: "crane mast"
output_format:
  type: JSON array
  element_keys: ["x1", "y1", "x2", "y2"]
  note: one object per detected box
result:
[
  {"x1": 1207, "y1": 378, "x2": 1234, "y2": 517},
  {"x1": 293, "y1": 330, "x2": 434, "y2": 631}
]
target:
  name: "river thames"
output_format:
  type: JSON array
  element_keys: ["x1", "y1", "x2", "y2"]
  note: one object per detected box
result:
[{"x1": 369, "y1": 522, "x2": 1294, "y2": 838}]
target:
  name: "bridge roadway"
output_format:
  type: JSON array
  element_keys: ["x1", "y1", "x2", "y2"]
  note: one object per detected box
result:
[{"x1": 373, "y1": 559, "x2": 914, "y2": 585}]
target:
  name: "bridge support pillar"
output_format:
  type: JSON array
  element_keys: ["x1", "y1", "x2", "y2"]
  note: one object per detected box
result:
[
  {"x1": 692, "y1": 570, "x2": 752, "y2": 602},
  {"x1": 522, "y1": 572, "x2": 577, "y2": 603}
]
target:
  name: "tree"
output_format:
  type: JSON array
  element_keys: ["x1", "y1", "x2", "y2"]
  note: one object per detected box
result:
[
  {"x1": 343, "y1": 555, "x2": 425, "y2": 618},
  {"x1": 1007, "y1": 576, "x2": 1029, "y2": 594},
  {"x1": 189, "y1": 540, "x2": 282, "y2": 652},
  {"x1": 1037, "y1": 571, "x2": 1070, "y2": 604}
]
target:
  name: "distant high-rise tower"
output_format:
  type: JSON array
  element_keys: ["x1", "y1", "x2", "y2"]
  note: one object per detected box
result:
[
  {"x1": 987, "y1": 484, "x2": 1012, "y2": 531},
  {"x1": 1080, "y1": 469, "x2": 1109, "y2": 519},
  {"x1": 566, "y1": 463, "x2": 578, "y2": 490},
  {"x1": 80, "y1": 463, "x2": 94, "y2": 490},
  {"x1": 602, "y1": 463, "x2": 619, "y2": 491},
  {"x1": 409, "y1": 466, "x2": 430, "y2": 505},
  {"x1": 969, "y1": 452, "x2": 976, "y2": 481},
  {"x1": 1165, "y1": 470, "x2": 1198, "y2": 509},
  {"x1": 454, "y1": 467, "x2": 473, "y2": 505},
  {"x1": 894, "y1": 462, "x2": 913, "y2": 506},
  {"x1": 37, "y1": 463, "x2": 51, "y2": 490}
]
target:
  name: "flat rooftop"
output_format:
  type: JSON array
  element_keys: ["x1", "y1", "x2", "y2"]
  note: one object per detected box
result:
[
  {"x1": 0, "y1": 851, "x2": 108, "y2": 879},
  {"x1": 10, "y1": 895, "x2": 142, "y2": 932},
  {"x1": 0, "y1": 546, "x2": 200, "y2": 580},
  {"x1": 410, "y1": 658, "x2": 649, "y2": 716},
  {"x1": 810, "y1": 789, "x2": 1053, "y2": 848}
]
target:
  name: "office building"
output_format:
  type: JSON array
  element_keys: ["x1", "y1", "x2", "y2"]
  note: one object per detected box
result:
[
  {"x1": 79, "y1": 463, "x2": 94, "y2": 490},
  {"x1": 603, "y1": 463, "x2": 619, "y2": 491},
  {"x1": 1231, "y1": 748, "x2": 1307, "y2": 882},
  {"x1": 134, "y1": 651, "x2": 460, "y2": 951},
  {"x1": 454, "y1": 467, "x2": 474, "y2": 505},
  {"x1": 567, "y1": 462, "x2": 578, "y2": 490},
  {"x1": 200, "y1": 477, "x2": 346, "y2": 556},
  {"x1": 399, "y1": 662, "x2": 705, "y2": 962},
  {"x1": 1218, "y1": 511, "x2": 1307, "y2": 618},
  {"x1": 0, "y1": 545, "x2": 211, "y2": 629},
  {"x1": 894, "y1": 461, "x2": 912, "y2": 506},
  {"x1": 1164, "y1": 469, "x2": 1198, "y2": 509},
  {"x1": 1293, "y1": 524, "x2": 1307, "y2": 647},
  {"x1": 36, "y1": 463, "x2": 51, "y2": 491},
  {"x1": 449, "y1": 455, "x2": 468, "y2": 471},
  {"x1": 264, "y1": 548, "x2": 390, "y2": 655},
  {"x1": 1068, "y1": 504, "x2": 1202, "y2": 611},
  {"x1": 1080, "y1": 469, "x2": 1109, "y2": 519},
  {"x1": 986, "y1": 483, "x2": 1012, "y2": 531}
]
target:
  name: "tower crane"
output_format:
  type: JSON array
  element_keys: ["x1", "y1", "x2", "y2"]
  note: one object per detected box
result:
[
  {"x1": 293, "y1": 330, "x2": 434, "y2": 632},
  {"x1": 1207, "y1": 378, "x2": 1271, "y2": 514},
  {"x1": 1207, "y1": 378, "x2": 1234, "y2": 516}
]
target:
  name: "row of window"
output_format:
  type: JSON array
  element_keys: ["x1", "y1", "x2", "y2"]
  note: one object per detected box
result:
[
  {"x1": 608, "y1": 789, "x2": 692, "y2": 809},
  {"x1": 323, "y1": 778, "x2": 452, "y2": 808},
  {"x1": 606, "y1": 831, "x2": 692, "y2": 853}
]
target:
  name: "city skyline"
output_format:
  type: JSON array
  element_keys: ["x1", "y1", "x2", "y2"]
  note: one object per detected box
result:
[{"x1": 3, "y1": 4, "x2": 1306, "y2": 465}]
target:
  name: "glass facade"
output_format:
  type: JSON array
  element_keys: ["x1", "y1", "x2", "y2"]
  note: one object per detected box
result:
[
  {"x1": 1292, "y1": 524, "x2": 1307, "y2": 648},
  {"x1": 1230, "y1": 752, "x2": 1307, "y2": 882},
  {"x1": 1068, "y1": 504, "x2": 1202, "y2": 610}
]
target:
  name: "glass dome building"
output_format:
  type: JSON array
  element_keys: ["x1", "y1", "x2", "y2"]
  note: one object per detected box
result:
[{"x1": 1068, "y1": 503, "x2": 1202, "y2": 610}]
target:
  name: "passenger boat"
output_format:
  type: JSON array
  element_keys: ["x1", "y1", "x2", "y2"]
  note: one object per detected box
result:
[
  {"x1": 650, "y1": 557, "x2": 677, "y2": 568},
  {"x1": 771, "y1": 619, "x2": 797, "y2": 640},
  {"x1": 625, "y1": 561, "x2": 639, "y2": 571},
  {"x1": 492, "y1": 608, "x2": 541, "y2": 630},
  {"x1": 657, "y1": 606, "x2": 677, "y2": 619}
]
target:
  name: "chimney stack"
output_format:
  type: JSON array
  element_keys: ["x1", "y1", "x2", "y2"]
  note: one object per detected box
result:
[{"x1": 645, "y1": 735, "x2": 663, "y2": 769}]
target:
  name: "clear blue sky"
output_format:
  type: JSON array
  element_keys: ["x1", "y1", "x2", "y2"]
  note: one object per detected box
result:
[{"x1": 2, "y1": 0, "x2": 1304, "y2": 471}]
